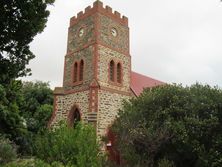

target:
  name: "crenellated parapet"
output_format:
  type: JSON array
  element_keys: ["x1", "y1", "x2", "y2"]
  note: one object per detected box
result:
[{"x1": 70, "y1": 0, "x2": 128, "y2": 27}]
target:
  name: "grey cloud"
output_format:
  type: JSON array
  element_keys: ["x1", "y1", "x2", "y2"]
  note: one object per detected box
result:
[{"x1": 24, "y1": 0, "x2": 222, "y2": 88}]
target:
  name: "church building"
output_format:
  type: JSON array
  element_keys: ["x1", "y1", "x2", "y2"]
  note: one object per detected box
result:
[{"x1": 48, "y1": 0, "x2": 164, "y2": 139}]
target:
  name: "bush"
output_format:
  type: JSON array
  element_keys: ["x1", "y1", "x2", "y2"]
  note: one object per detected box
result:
[
  {"x1": 111, "y1": 83, "x2": 222, "y2": 167},
  {"x1": 158, "y1": 158, "x2": 175, "y2": 167},
  {"x1": 4, "y1": 158, "x2": 63, "y2": 167},
  {"x1": 0, "y1": 136, "x2": 17, "y2": 164},
  {"x1": 34, "y1": 123, "x2": 103, "y2": 167}
]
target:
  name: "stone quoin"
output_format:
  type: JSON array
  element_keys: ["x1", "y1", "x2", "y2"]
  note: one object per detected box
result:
[{"x1": 48, "y1": 0, "x2": 164, "y2": 145}]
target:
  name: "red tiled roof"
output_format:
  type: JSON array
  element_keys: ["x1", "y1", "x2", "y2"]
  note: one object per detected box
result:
[{"x1": 130, "y1": 71, "x2": 165, "y2": 96}]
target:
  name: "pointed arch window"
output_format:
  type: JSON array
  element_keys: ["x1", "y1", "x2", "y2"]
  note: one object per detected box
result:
[
  {"x1": 73, "y1": 62, "x2": 78, "y2": 82},
  {"x1": 117, "y1": 63, "x2": 122, "y2": 83},
  {"x1": 79, "y1": 60, "x2": 84, "y2": 81},
  {"x1": 109, "y1": 60, "x2": 115, "y2": 82}
]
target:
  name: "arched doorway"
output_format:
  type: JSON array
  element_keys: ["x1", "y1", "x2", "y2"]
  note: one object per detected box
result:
[
  {"x1": 67, "y1": 105, "x2": 81, "y2": 128},
  {"x1": 106, "y1": 129, "x2": 121, "y2": 165}
]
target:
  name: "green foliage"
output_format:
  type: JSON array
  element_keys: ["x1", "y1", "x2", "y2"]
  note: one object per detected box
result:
[
  {"x1": 0, "y1": 0, "x2": 55, "y2": 158},
  {"x1": 34, "y1": 123, "x2": 103, "y2": 167},
  {"x1": 0, "y1": 80, "x2": 26, "y2": 139},
  {"x1": 4, "y1": 158, "x2": 56, "y2": 167},
  {"x1": 0, "y1": 136, "x2": 17, "y2": 165},
  {"x1": 21, "y1": 81, "x2": 53, "y2": 132},
  {"x1": 17, "y1": 81, "x2": 53, "y2": 155},
  {"x1": 158, "y1": 158, "x2": 175, "y2": 167},
  {"x1": 0, "y1": 80, "x2": 53, "y2": 156},
  {"x1": 0, "y1": 0, "x2": 55, "y2": 84},
  {"x1": 111, "y1": 83, "x2": 222, "y2": 167}
]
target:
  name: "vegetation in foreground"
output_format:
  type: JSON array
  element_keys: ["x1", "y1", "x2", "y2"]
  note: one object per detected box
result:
[
  {"x1": 1, "y1": 121, "x2": 104, "y2": 167},
  {"x1": 0, "y1": 80, "x2": 103, "y2": 167},
  {"x1": 111, "y1": 83, "x2": 222, "y2": 167},
  {"x1": 1, "y1": 83, "x2": 222, "y2": 167},
  {"x1": 34, "y1": 123, "x2": 103, "y2": 167}
]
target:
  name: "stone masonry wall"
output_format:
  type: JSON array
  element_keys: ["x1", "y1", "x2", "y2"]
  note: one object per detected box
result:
[
  {"x1": 97, "y1": 89, "x2": 131, "y2": 137},
  {"x1": 67, "y1": 15, "x2": 95, "y2": 53},
  {"x1": 98, "y1": 45, "x2": 131, "y2": 92},
  {"x1": 98, "y1": 14, "x2": 129, "y2": 54},
  {"x1": 63, "y1": 45, "x2": 94, "y2": 91},
  {"x1": 50, "y1": 90, "x2": 89, "y2": 127}
]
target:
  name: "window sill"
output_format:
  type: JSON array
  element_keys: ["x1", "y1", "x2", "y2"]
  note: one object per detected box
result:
[
  {"x1": 108, "y1": 80, "x2": 123, "y2": 87},
  {"x1": 71, "y1": 81, "x2": 83, "y2": 86}
]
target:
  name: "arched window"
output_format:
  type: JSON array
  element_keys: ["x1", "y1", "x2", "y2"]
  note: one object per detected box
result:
[
  {"x1": 73, "y1": 62, "x2": 78, "y2": 82},
  {"x1": 117, "y1": 63, "x2": 122, "y2": 83},
  {"x1": 79, "y1": 60, "x2": 84, "y2": 81},
  {"x1": 109, "y1": 60, "x2": 115, "y2": 82}
]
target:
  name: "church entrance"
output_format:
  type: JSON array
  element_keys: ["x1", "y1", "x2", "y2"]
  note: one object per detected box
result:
[
  {"x1": 68, "y1": 106, "x2": 81, "y2": 128},
  {"x1": 106, "y1": 129, "x2": 121, "y2": 165}
]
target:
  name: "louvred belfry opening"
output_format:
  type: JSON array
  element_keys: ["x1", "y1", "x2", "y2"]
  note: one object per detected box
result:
[
  {"x1": 73, "y1": 62, "x2": 78, "y2": 82},
  {"x1": 117, "y1": 63, "x2": 121, "y2": 83},
  {"x1": 79, "y1": 60, "x2": 84, "y2": 81},
  {"x1": 109, "y1": 60, "x2": 115, "y2": 82}
]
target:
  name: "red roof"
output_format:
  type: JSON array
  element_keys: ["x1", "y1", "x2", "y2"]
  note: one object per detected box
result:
[{"x1": 130, "y1": 71, "x2": 165, "y2": 96}]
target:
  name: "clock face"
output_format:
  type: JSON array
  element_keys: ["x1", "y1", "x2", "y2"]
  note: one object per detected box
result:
[
  {"x1": 78, "y1": 28, "x2": 84, "y2": 37},
  {"x1": 111, "y1": 27, "x2": 117, "y2": 37}
]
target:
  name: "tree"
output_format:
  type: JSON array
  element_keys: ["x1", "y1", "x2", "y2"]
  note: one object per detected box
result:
[
  {"x1": 0, "y1": 80, "x2": 26, "y2": 140},
  {"x1": 111, "y1": 84, "x2": 222, "y2": 167},
  {"x1": 18, "y1": 81, "x2": 53, "y2": 155},
  {"x1": 21, "y1": 81, "x2": 53, "y2": 133},
  {"x1": 0, "y1": 81, "x2": 53, "y2": 155},
  {"x1": 0, "y1": 0, "x2": 55, "y2": 154},
  {"x1": 0, "y1": 0, "x2": 54, "y2": 85}
]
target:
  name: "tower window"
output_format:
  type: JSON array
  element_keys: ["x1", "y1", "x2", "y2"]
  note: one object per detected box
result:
[
  {"x1": 73, "y1": 62, "x2": 78, "y2": 82},
  {"x1": 117, "y1": 63, "x2": 122, "y2": 83},
  {"x1": 79, "y1": 60, "x2": 84, "y2": 81},
  {"x1": 109, "y1": 60, "x2": 115, "y2": 82}
]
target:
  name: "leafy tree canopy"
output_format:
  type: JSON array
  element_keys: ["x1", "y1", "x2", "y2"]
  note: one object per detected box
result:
[
  {"x1": 0, "y1": 0, "x2": 56, "y2": 160},
  {"x1": 111, "y1": 83, "x2": 222, "y2": 167},
  {"x1": 0, "y1": 0, "x2": 54, "y2": 85},
  {"x1": 0, "y1": 80, "x2": 25, "y2": 139},
  {"x1": 21, "y1": 81, "x2": 53, "y2": 132},
  {"x1": 0, "y1": 81, "x2": 53, "y2": 155}
]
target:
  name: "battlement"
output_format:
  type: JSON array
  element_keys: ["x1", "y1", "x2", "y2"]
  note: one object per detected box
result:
[{"x1": 70, "y1": 0, "x2": 128, "y2": 27}]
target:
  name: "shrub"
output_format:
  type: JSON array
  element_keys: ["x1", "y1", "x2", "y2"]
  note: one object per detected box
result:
[
  {"x1": 0, "y1": 136, "x2": 17, "y2": 164},
  {"x1": 158, "y1": 158, "x2": 175, "y2": 167},
  {"x1": 111, "y1": 83, "x2": 222, "y2": 167},
  {"x1": 34, "y1": 123, "x2": 103, "y2": 167},
  {"x1": 4, "y1": 158, "x2": 61, "y2": 167}
]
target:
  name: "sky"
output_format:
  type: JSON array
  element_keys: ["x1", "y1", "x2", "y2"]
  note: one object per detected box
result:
[{"x1": 26, "y1": 0, "x2": 222, "y2": 89}]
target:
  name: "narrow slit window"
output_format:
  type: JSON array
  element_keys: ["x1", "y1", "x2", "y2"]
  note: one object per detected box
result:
[
  {"x1": 117, "y1": 63, "x2": 122, "y2": 83},
  {"x1": 110, "y1": 60, "x2": 115, "y2": 82},
  {"x1": 74, "y1": 62, "x2": 78, "y2": 82},
  {"x1": 79, "y1": 60, "x2": 84, "y2": 81}
]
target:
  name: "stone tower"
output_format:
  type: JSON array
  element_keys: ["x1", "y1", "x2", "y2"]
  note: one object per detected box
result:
[{"x1": 49, "y1": 1, "x2": 132, "y2": 137}]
